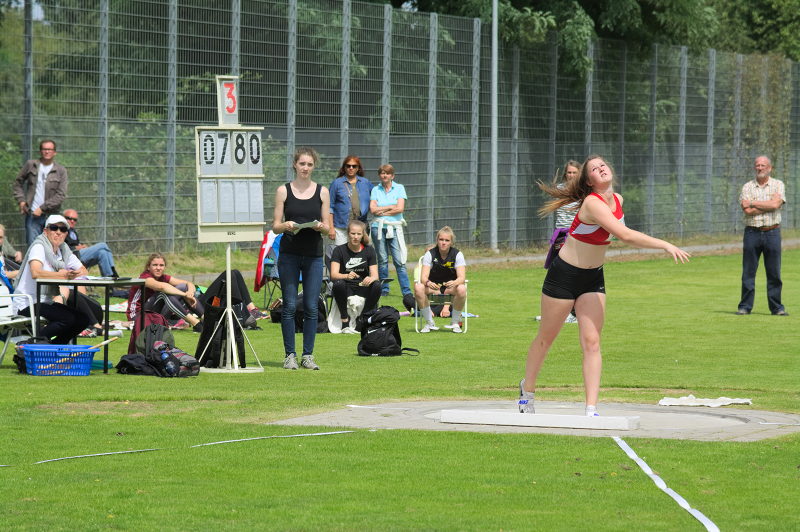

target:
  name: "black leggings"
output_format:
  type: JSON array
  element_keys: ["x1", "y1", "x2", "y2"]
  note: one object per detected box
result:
[
  {"x1": 144, "y1": 283, "x2": 204, "y2": 321},
  {"x1": 22, "y1": 301, "x2": 94, "y2": 344},
  {"x1": 331, "y1": 279, "x2": 381, "y2": 321}
]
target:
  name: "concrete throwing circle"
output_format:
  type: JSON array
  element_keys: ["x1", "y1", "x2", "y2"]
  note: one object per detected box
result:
[{"x1": 270, "y1": 400, "x2": 800, "y2": 441}]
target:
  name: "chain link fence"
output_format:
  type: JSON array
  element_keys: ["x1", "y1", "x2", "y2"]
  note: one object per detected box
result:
[{"x1": 0, "y1": 0, "x2": 797, "y2": 256}]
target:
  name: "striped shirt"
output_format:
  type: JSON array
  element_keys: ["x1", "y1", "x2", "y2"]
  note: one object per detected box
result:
[{"x1": 739, "y1": 177, "x2": 785, "y2": 227}]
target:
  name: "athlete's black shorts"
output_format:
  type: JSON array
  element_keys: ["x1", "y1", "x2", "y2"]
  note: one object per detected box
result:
[{"x1": 542, "y1": 255, "x2": 605, "y2": 300}]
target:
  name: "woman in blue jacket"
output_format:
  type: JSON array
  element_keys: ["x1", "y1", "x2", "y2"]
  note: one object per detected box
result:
[{"x1": 328, "y1": 155, "x2": 374, "y2": 245}]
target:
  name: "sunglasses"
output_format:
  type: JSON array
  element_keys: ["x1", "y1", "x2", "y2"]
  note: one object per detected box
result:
[
  {"x1": 345, "y1": 164, "x2": 359, "y2": 169},
  {"x1": 64, "y1": 216, "x2": 78, "y2": 222},
  {"x1": 47, "y1": 224, "x2": 69, "y2": 233}
]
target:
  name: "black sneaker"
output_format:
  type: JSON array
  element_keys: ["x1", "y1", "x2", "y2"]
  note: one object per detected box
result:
[{"x1": 192, "y1": 321, "x2": 204, "y2": 333}]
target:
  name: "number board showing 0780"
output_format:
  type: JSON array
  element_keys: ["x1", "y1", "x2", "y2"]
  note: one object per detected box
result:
[{"x1": 198, "y1": 129, "x2": 263, "y2": 176}]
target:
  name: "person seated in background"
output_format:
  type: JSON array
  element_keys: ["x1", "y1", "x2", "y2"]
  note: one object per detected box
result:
[
  {"x1": 197, "y1": 269, "x2": 268, "y2": 330},
  {"x1": 12, "y1": 215, "x2": 94, "y2": 343},
  {"x1": 0, "y1": 224, "x2": 23, "y2": 271},
  {"x1": 63, "y1": 208, "x2": 119, "y2": 278},
  {"x1": 127, "y1": 253, "x2": 203, "y2": 331},
  {"x1": 329, "y1": 220, "x2": 380, "y2": 333},
  {"x1": 414, "y1": 226, "x2": 467, "y2": 333}
]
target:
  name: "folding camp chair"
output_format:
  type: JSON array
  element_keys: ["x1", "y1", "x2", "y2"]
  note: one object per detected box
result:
[
  {"x1": 0, "y1": 292, "x2": 37, "y2": 365},
  {"x1": 254, "y1": 231, "x2": 282, "y2": 308}
]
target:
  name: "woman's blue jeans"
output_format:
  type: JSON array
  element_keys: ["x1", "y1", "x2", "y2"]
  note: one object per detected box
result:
[
  {"x1": 371, "y1": 227, "x2": 411, "y2": 296},
  {"x1": 278, "y1": 252, "x2": 323, "y2": 357}
]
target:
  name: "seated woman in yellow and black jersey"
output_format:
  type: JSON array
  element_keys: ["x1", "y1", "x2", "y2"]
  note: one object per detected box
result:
[{"x1": 413, "y1": 226, "x2": 467, "y2": 333}]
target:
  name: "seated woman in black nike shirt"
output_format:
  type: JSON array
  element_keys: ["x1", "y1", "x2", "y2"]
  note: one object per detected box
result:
[{"x1": 329, "y1": 220, "x2": 380, "y2": 333}]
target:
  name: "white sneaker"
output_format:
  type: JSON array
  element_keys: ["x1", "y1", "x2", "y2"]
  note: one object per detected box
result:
[
  {"x1": 535, "y1": 315, "x2": 542, "y2": 321},
  {"x1": 420, "y1": 323, "x2": 439, "y2": 333},
  {"x1": 107, "y1": 329, "x2": 123, "y2": 338},
  {"x1": 585, "y1": 406, "x2": 599, "y2": 417},
  {"x1": 283, "y1": 353, "x2": 299, "y2": 370},
  {"x1": 451, "y1": 323, "x2": 462, "y2": 333},
  {"x1": 518, "y1": 379, "x2": 535, "y2": 414},
  {"x1": 564, "y1": 314, "x2": 578, "y2": 324}
]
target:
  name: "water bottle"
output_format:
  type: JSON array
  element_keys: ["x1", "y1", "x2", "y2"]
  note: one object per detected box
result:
[{"x1": 160, "y1": 350, "x2": 180, "y2": 377}]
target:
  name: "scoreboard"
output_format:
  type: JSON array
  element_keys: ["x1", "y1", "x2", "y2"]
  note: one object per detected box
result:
[{"x1": 195, "y1": 76, "x2": 265, "y2": 243}]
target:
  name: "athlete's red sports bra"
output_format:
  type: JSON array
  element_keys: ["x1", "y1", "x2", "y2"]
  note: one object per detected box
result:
[{"x1": 568, "y1": 193, "x2": 625, "y2": 246}]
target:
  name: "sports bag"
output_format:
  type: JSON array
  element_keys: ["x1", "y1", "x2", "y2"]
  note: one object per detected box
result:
[{"x1": 356, "y1": 306, "x2": 419, "y2": 357}]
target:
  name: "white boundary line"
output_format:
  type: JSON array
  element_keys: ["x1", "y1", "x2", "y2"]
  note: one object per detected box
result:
[
  {"x1": 35, "y1": 448, "x2": 161, "y2": 464},
  {"x1": 191, "y1": 430, "x2": 354, "y2": 447},
  {"x1": 613, "y1": 437, "x2": 719, "y2": 532}
]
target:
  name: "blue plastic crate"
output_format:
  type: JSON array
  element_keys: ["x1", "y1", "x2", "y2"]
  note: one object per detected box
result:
[{"x1": 21, "y1": 344, "x2": 100, "y2": 376}]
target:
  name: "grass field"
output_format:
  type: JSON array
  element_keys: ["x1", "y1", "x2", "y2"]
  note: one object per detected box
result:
[{"x1": 1, "y1": 249, "x2": 798, "y2": 530}]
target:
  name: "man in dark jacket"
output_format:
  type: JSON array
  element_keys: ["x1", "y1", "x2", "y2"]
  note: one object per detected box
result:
[{"x1": 12, "y1": 139, "x2": 69, "y2": 246}]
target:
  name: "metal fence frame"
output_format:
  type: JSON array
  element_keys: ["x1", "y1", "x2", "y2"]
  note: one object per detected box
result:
[{"x1": 0, "y1": 0, "x2": 797, "y2": 255}]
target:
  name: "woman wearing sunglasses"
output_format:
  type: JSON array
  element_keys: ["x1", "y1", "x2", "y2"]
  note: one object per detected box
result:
[
  {"x1": 12, "y1": 214, "x2": 95, "y2": 343},
  {"x1": 328, "y1": 155, "x2": 374, "y2": 245}
]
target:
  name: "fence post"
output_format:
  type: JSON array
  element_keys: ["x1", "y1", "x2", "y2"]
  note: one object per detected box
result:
[
  {"x1": 705, "y1": 49, "x2": 716, "y2": 231},
  {"x1": 469, "y1": 18, "x2": 480, "y2": 244},
  {"x1": 381, "y1": 4, "x2": 392, "y2": 165},
  {"x1": 510, "y1": 47, "x2": 519, "y2": 248},
  {"x1": 286, "y1": 0, "x2": 297, "y2": 182},
  {"x1": 677, "y1": 46, "x2": 687, "y2": 238},
  {"x1": 23, "y1": 0, "x2": 33, "y2": 161},
  {"x1": 426, "y1": 13, "x2": 437, "y2": 238},
  {"x1": 584, "y1": 40, "x2": 594, "y2": 154},
  {"x1": 97, "y1": 0, "x2": 109, "y2": 243},
  {"x1": 618, "y1": 43, "x2": 627, "y2": 191},
  {"x1": 647, "y1": 45, "x2": 658, "y2": 235},
  {"x1": 166, "y1": 0, "x2": 177, "y2": 251},
  {"x1": 340, "y1": 0, "x2": 351, "y2": 160},
  {"x1": 547, "y1": 32, "x2": 557, "y2": 230},
  {"x1": 231, "y1": 0, "x2": 240, "y2": 76},
  {"x1": 731, "y1": 54, "x2": 743, "y2": 230}
]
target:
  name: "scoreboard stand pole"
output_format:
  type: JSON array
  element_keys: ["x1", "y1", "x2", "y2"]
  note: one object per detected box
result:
[{"x1": 196, "y1": 245, "x2": 264, "y2": 373}]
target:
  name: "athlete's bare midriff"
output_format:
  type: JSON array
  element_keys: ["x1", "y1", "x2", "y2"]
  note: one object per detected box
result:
[{"x1": 557, "y1": 236, "x2": 608, "y2": 269}]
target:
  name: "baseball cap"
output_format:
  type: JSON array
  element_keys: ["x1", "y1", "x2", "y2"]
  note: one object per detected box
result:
[{"x1": 45, "y1": 214, "x2": 69, "y2": 227}]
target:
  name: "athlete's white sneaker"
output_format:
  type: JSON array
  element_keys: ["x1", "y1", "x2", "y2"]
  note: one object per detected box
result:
[
  {"x1": 450, "y1": 323, "x2": 462, "y2": 333},
  {"x1": 585, "y1": 406, "x2": 599, "y2": 417},
  {"x1": 518, "y1": 379, "x2": 535, "y2": 414},
  {"x1": 420, "y1": 323, "x2": 439, "y2": 333},
  {"x1": 564, "y1": 314, "x2": 578, "y2": 324}
]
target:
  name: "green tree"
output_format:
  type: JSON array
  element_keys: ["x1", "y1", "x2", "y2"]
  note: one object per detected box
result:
[{"x1": 710, "y1": 0, "x2": 800, "y2": 61}]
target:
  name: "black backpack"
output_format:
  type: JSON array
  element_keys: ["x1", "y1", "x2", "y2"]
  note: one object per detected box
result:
[
  {"x1": 356, "y1": 306, "x2": 419, "y2": 357},
  {"x1": 132, "y1": 324, "x2": 182, "y2": 377}
]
